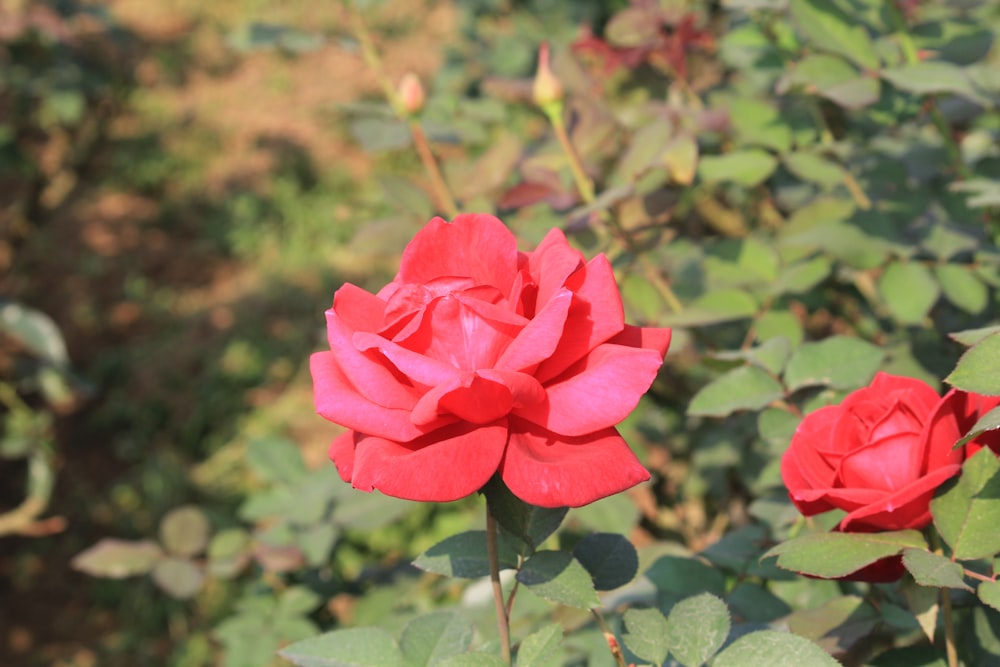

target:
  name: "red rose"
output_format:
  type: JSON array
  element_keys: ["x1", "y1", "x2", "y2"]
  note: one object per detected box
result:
[
  {"x1": 311, "y1": 214, "x2": 670, "y2": 508},
  {"x1": 781, "y1": 372, "x2": 984, "y2": 534}
]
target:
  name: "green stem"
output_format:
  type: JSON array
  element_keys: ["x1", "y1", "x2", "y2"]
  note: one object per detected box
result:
[
  {"x1": 590, "y1": 609, "x2": 628, "y2": 667},
  {"x1": 486, "y1": 507, "x2": 512, "y2": 665},
  {"x1": 348, "y1": 5, "x2": 459, "y2": 217}
]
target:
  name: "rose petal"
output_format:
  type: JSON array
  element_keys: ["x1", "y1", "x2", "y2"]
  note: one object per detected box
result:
[
  {"x1": 534, "y1": 255, "x2": 627, "y2": 384},
  {"x1": 838, "y1": 463, "x2": 962, "y2": 532},
  {"x1": 496, "y1": 288, "x2": 573, "y2": 372},
  {"x1": 350, "y1": 420, "x2": 509, "y2": 502},
  {"x1": 516, "y1": 344, "x2": 664, "y2": 436},
  {"x1": 609, "y1": 323, "x2": 672, "y2": 357},
  {"x1": 397, "y1": 214, "x2": 519, "y2": 294},
  {"x1": 332, "y1": 283, "x2": 386, "y2": 332},
  {"x1": 328, "y1": 431, "x2": 356, "y2": 482},
  {"x1": 311, "y1": 351, "x2": 451, "y2": 441},
  {"x1": 354, "y1": 331, "x2": 459, "y2": 388},
  {"x1": 837, "y1": 430, "x2": 924, "y2": 492},
  {"x1": 502, "y1": 419, "x2": 649, "y2": 507},
  {"x1": 326, "y1": 311, "x2": 418, "y2": 410},
  {"x1": 411, "y1": 372, "x2": 513, "y2": 425},
  {"x1": 922, "y1": 389, "x2": 983, "y2": 470},
  {"x1": 526, "y1": 227, "x2": 585, "y2": 307}
]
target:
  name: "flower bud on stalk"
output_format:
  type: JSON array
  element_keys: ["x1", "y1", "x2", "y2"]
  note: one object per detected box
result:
[
  {"x1": 397, "y1": 72, "x2": 425, "y2": 116},
  {"x1": 532, "y1": 43, "x2": 564, "y2": 115}
]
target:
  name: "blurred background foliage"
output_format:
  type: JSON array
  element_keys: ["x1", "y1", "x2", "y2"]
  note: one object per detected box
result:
[{"x1": 3, "y1": 0, "x2": 1000, "y2": 665}]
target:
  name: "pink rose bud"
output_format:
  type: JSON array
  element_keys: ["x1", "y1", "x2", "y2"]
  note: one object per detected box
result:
[
  {"x1": 532, "y1": 43, "x2": 564, "y2": 109},
  {"x1": 398, "y1": 72, "x2": 425, "y2": 115}
]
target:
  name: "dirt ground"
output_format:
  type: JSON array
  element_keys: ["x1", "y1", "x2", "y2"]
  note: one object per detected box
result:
[{"x1": 0, "y1": 1, "x2": 457, "y2": 665}]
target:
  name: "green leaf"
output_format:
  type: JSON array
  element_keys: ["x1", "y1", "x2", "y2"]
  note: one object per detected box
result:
[
  {"x1": 664, "y1": 593, "x2": 730, "y2": 667},
  {"x1": 399, "y1": 612, "x2": 474, "y2": 667},
  {"x1": 247, "y1": 436, "x2": 308, "y2": 485},
  {"x1": 207, "y1": 528, "x2": 252, "y2": 578},
  {"x1": 763, "y1": 530, "x2": 926, "y2": 579},
  {"x1": 279, "y1": 627, "x2": 405, "y2": 667},
  {"x1": 516, "y1": 623, "x2": 564, "y2": 667},
  {"x1": 516, "y1": 550, "x2": 600, "y2": 609},
  {"x1": 789, "y1": 0, "x2": 879, "y2": 70},
  {"x1": 946, "y1": 333, "x2": 1000, "y2": 395},
  {"x1": 698, "y1": 149, "x2": 778, "y2": 187},
  {"x1": 979, "y1": 580, "x2": 1000, "y2": 612},
  {"x1": 881, "y1": 62, "x2": 983, "y2": 102},
  {"x1": 902, "y1": 548, "x2": 971, "y2": 591},
  {"x1": 277, "y1": 586, "x2": 323, "y2": 618},
  {"x1": 931, "y1": 448, "x2": 1000, "y2": 560},
  {"x1": 644, "y1": 555, "x2": 727, "y2": 601},
  {"x1": 663, "y1": 289, "x2": 758, "y2": 327},
  {"x1": 0, "y1": 300, "x2": 69, "y2": 365},
  {"x1": 688, "y1": 365, "x2": 785, "y2": 417},
  {"x1": 413, "y1": 530, "x2": 519, "y2": 579},
  {"x1": 713, "y1": 630, "x2": 841, "y2": 666},
  {"x1": 955, "y1": 406, "x2": 1000, "y2": 449},
  {"x1": 622, "y1": 608, "x2": 670, "y2": 666},
  {"x1": 783, "y1": 152, "x2": 843, "y2": 187},
  {"x1": 435, "y1": 655, "x2": 506, "y2": 667},
  {"x1": 879, "y1": 261, "x2": 940, "y2": 324},
  {"x1": 71, "y1": 539, "x2": 163, "y2": 578},
  {"x1": 787, "y1": 54, "x2": 880, "y2": 109},
  {"x1": 159, "y1": 505, "x2": 211, "y2": 557},
  {"x1": 152, "y1": 557, "x2": 205, "y2": 600},
  {"x1": 787, "y1": 596, "x2": 879, "y2": 646},
  {"x1": 935, "y1": 264, "x2": 989, "y2": 314},
  {"x1": 482, "y1": 477, "x2": 568, "y2": 551},
  {"x1": 758, "y1": 408, "x2": 801, "y2": 452},
  {"x1": 729, "y1": 98, "x2": 792, "y2": 153},
  {"x1": 573, "y1": 532, "x2": 638, "y2": 591},
  {"x1": 949, "y1": 325, "x2": 1000, "y2": 347},
  {"x1": 783, "y1": 336, "x2": 884, "y2": 392},
  {"x1": 771, "y1": 256, "x2": 832, "y2": 296}
]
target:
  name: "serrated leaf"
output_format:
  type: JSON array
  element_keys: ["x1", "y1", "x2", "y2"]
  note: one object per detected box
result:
[
  {"x1": 279, "y1": 627, "x2": 404, "y2": 667},
  {"x1": 413, "y1": 530, "x2": 519, "y2": 579},
  {"x1": 483, "y1": 477, "x2": 567, "y2": 551},
  {"x1": 902, "y1": 548, "x2": 971, "y2": 591},
  {"x1": 949, "y1": 325, "x2": 1000, "y2": 347},
  {"x1": 879, "y1": 261, "x2": 940, "y2": 324},
  {"x1": 246, "y1": 436, "x2": 308, "y2": 486},
  {"x1": 881, "y1": 62, "x2": 982, "y2": 102},
  {"x1": 663, "y1": 288, "x2": 758, "y2": 327},
  {"x1": 789, "y1": 0, "x2": 879, "y2": 70},
  {"x1": 934, "y1": 264, "x2": 988, "y2": 315},
  {"x1": 436, "y1": 655, "x2": 506, "y2": 667},
  {"x1": 946, "y1": 333, "x2": 1000, "y2": 395},
  {"x1": 783, "y1": 152, "x2": 843, "y2": 187},
  {"x1": 516, "y1": 623, "x2": 564, "y2": 667},
  {"x1": 783, "y1": 336, "x2": 884, "y2": 392},
  {"x1": 763, "y1": 530, "x2": 926, "y2": 579},
  {"x1": 399, "y1": 612, "x2": 474, "y2": 667},
  {"x1": 159, "y1": 505, "x2": 211, "y2": 557},
  {"x1": 955, "y1": 406, "x2": 1000, "y2": 449},
  {"x1": 622, "y1": 608, "x2": 670, "y2": 666},
  {"x1": 979, "y1": 581, "x2": 1000, "y2": 612},
  {"x1": 573, "y1": 532, "x2": 638, "y2": 591},
  {"x1": 688, "y1": 365, "x2": 785, "y2": 417},
  {"x1": 713, "y1": 630, "x2": 840, "y2": 666},
  {"x1": 152, "y1": 557, "x2": 205, "y2": 600},
  {"x1": 516, "y1": 550, "x2": 600, "y2": 609},
  {"x1": 644, "y1": 555, "x2": 727, "y2": 601},
  {"x1": 771, "y1": 256, "x2": 832, "y2": 296},
  {"x1": 71, "y1": 539, "x2": 163, "y2": 578},
  {"x1": 903, "y1": 582, "x2": 940, "y2": 643},
  {"x1": 931, "y1": 448, "x2": 1000, "y2": 560},
  {"x1": 664, "y1": 593, "x2": 730, "y2": 667},
  {"x1": 698, "y1": 149, "x2": 777, "y2": 187}
]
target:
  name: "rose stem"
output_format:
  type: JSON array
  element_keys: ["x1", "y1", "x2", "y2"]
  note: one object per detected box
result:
[
  {"x1": 540, "y1": 98, "x2": 684, "y2": 313},
  {"x1": 347, "y1": 6, "x2": 459, "y2": 218},
  {"x1": 590, "y1": 609, "x2": 628, "y2": 667},
  {"x1": 486, "y1": 506, "x2": 512, "y2": 664}
]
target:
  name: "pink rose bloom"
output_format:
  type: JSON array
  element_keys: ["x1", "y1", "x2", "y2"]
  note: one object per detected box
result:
[{"x1": 311, "y1": 214, "x2": 670, "y2": 507}]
